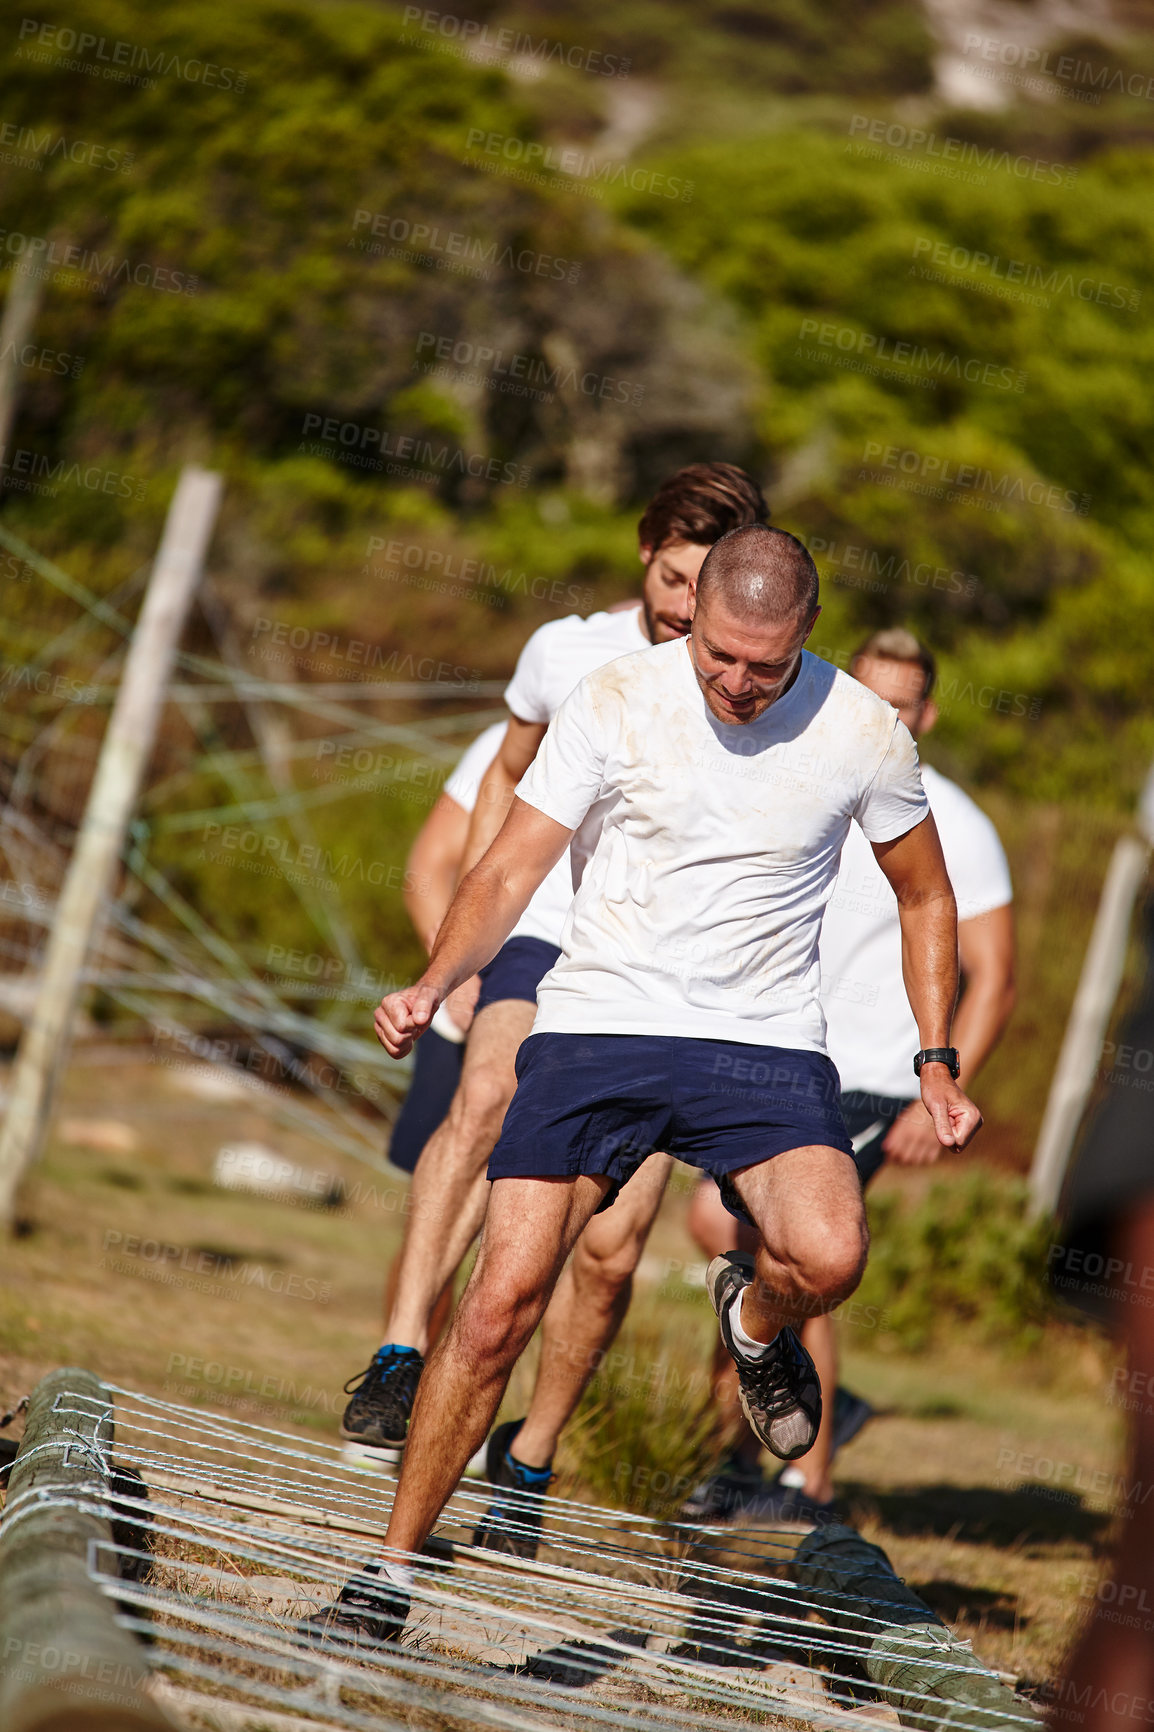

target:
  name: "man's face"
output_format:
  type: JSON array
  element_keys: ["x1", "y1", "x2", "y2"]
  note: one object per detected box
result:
[
  {"x1": 639, "y1": 539, "x2": 710, "y2": 643},
  {"x1": 687, "y1": 585, "x2": 819, "y2": 725},
  {"x1": 851, "y1": 655, "x2": 937, "y2": 737}
]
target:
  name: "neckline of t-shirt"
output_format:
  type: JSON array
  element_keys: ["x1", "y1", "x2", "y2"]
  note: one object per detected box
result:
[{"x1": 676, "y1": 636, "x2": 811, "y2": 734}]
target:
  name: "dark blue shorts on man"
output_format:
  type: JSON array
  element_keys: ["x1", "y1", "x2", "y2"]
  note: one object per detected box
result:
[
  {"x1": 388, "y1": 936, "x2": 561, "y2": 1173},
  {"x1": 476, "y1": 936, "x2": 562, "y2": 1017},
  {"x1": 488, "y1": 1033, "x2": 854, "y2": 1211}
]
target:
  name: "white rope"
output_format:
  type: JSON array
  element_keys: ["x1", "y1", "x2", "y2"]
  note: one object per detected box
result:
[{"x1": 7, "y1": 1385, "x2": 1037, "y2": 1732}]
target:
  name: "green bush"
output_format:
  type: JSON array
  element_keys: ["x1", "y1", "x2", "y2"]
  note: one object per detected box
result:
[
  {"x1": 555, "y1": 1307, "x2": 719, "y2": 1518},
  {"x1": 854, "y1": 1170, "x2": 1056, "y2": 1354}
]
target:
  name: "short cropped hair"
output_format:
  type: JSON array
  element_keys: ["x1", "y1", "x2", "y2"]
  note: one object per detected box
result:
[
  {"x1": 695, "y1": 523, "x2": 819, "y2": 623},
  {"x1": 637, "y1": 463, "x2": 769, "y2": 553},
  {"x1": 850, "y1": 627, "x2": 937, "y2": 698}
]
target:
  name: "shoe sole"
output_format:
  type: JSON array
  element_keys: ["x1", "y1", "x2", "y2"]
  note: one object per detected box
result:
[
  {"x1": 299, "y1": 1598, "x2": 409, "y2": 1647},
  {"x1": 340, "y1": 1439, "x2": 403, "y2": 1472}
]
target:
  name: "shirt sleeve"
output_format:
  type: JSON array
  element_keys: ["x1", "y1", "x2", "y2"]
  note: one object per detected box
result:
[
  {"x1": 853, "y1": 718, "x2": 931, "y2": 843},
  {"x1": 503, "y1": 620, "x2": 559, "y2": 724},
  {"x1": 515, "y1": 677, "x2": 607, "y2": 832},
  {"x1": 938, "y1": 799, "x2": 1013, "y2": 921},
  {"x1": 443, "y1": 722, "x2": 507, "y2": 815}
]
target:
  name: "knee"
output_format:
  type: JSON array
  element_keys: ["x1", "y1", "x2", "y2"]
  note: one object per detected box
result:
[
  {"x1": 571, "y1": 1229, "x2": 643, "y2": 1307},
  {"x1": 450, "y1": 1066, "x2": 512, "y2": 1145},
  {"x1": 816, "y1": 1230, "x2": 868, "y2": 1303},
  {"x1": 767, "y1": 1215, "x2": 868, "y2": 1306},
  {"x1": 456, "y1": 1273, "x2": 542, "y2": 1370}
]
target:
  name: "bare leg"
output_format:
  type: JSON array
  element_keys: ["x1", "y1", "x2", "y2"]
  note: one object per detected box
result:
[
  {"x1": 383, "y1": 1174, "x2": 609, "y2": 1556},
  {"x1": 382, "y1": 1256, "x2": 453, "y2": 1351},
  {"x1": 689, "y1": 1173, "x2": 851, "y2": 1498},
  {"x1": 513, "y1": 1154, "x2": 674, "y2": 1468},
  {"x1": 730, "y1": 1146, "x2": 867, "y2": 1342},
  {"x1": 384, "y1": 999, "x2": 535, "y2": 1355}
]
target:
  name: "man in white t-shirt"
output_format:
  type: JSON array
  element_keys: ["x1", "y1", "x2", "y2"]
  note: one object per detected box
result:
[
  {"x1": 685, "y1": 627, "x2": 1015, "y2": 1523},
  {"x1": 308, "y1": 527, "x2": 981, "y2": 1642},
  {"x1": 337, "y1": 465, "x2": 771, "y2": 1500},
  {"x1": 334, "y1": 721, "x2": 507, "y2": 1396},
  {"x1": 380, "y1": 721, "x2": 509, "y2": 1180}
]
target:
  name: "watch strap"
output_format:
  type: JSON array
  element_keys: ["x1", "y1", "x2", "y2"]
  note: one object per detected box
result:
[{"x1": 914, "y1": 1047, "x2": 960, "y2": 1079}]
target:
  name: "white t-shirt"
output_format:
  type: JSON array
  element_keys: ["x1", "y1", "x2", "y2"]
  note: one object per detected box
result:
[
  {"x1": 444, "y1": 721, "x2": 508, "y2": 812},
  {"x1": 504, "y1": 605, "x2": 649, "y2": 726},
  {"x1": 497, "y1": 605, "x2": 651, "y2": 947},
  {"x1": 441, "y1": 717, "x2": 570, "y2": 948},
  {"x1": 820, "y1": 763, "x2": 1012, "y2": 1098},
  {"x1": 514, "y1": 640, "x2": 930, "y2": 1051}
]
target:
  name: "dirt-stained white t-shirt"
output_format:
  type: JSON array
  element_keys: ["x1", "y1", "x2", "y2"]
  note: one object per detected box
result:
[{"x1": 515, "y1": 639, "x2": 930, "y2": 1052}]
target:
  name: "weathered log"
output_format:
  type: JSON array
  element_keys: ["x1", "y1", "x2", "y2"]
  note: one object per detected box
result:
[
  {"x1": 793, "y1": 1522, "x2": 1040, "y2": 1731},
  {"x1": 0, "y1": 1367, "x2": 174, "y2": 1731}
]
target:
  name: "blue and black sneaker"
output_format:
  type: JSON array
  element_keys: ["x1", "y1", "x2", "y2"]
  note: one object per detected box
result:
[
  {"x1": 470, "y1": 1419, "x2": 554, "y2": 1559},
  {"x1": 339, "y1": 1345, "x2": 424, "y2": 1460}
]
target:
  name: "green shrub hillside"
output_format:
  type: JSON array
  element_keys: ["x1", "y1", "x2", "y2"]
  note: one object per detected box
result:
[
  {"x1": 853, "y1": 1170, "x2": 1057, "y2": 1355},
  {"x1": 4, "y1": 0, "x2": 1154, "y2": 1131},
  {"x1": 616, "y1": 131, "x2": 1154, "y2": 804},
  {"x1": 0, "y1": 0, "x2": 757, "y2": 1016}
]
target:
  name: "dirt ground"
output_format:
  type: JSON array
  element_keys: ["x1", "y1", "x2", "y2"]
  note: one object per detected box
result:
[{"x1": 0, "y1": 1045, "x2": 1126, "y2": 1700}]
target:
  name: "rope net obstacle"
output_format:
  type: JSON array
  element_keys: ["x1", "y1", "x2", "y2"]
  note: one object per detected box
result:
[{"x1": 0, "y1": 1368, "x2": 1042, "y2": 1732}]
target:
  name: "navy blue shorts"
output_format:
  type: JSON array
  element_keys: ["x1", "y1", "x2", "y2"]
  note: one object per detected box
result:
[
  {"x1": 841, "y1": 1088, "x2": 915, "y2": 1186},
  {"x1": 476, "y1": 936, "x2": 561, "y2": 1016},
  {"x1": 387, "y1": 1026, "x2": 464, "y2": 1174},
  {"x1": 488, "y1": 1033, "x2": 853, "y2": 1211}
]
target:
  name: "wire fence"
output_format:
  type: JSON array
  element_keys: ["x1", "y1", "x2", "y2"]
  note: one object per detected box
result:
[
  {"x1": 0, "y1": 519, "x2": 501, "y2": 1166},
  {"x1": 6, "y1": 1382, "x2": 1042, "y2": 1732}
]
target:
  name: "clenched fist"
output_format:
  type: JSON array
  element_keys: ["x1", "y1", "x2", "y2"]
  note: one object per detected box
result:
[{"x1": 374, "y1": 983, "x2": 441, "y2": 1058}]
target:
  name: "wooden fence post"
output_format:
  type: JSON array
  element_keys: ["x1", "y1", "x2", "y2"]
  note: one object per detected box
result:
[{"x1": 0, "y1": 466, "x2": 222, "y2": 1230}]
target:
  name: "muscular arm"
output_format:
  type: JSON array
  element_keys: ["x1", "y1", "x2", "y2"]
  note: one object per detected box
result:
[
  {"x1": 873, "y1": 813, "x2": 958, "y2": 1051},
  {"x1": 872, "y1": 814, "x2": 982, "y2": 1151},
  {"x1": 460, "y1": 715, "x2": 547, "y2": 877},
  {"x1": 403, "y1": 793, "x2": 469, "y2": 955},
  {"x1": 375, "y1": 798, "x2": 573, "y2": 1056}
]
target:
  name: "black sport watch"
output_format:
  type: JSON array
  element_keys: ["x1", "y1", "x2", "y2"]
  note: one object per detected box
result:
[{"x1": 914, "y1": 1047, "x2": 960, "y2": 1079}]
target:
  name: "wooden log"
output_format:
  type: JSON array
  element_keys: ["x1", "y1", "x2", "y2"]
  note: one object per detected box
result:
[
  {"x1": 0, "y1": 1367, "x2": 175, "y2": 1732},
  {"x1": 793, "y1": 1523, "x2": 1039, "y2": 1730}
]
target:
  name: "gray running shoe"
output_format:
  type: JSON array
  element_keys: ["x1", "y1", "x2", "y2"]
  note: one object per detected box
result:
[{"x1": 707, "y1": 1252, "x2": 821, "y2": 1461}]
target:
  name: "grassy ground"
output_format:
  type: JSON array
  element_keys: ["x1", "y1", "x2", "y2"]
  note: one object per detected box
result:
[{"x1": 0, "y1": 1047, "x2": 1123, "y2": 1701}]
